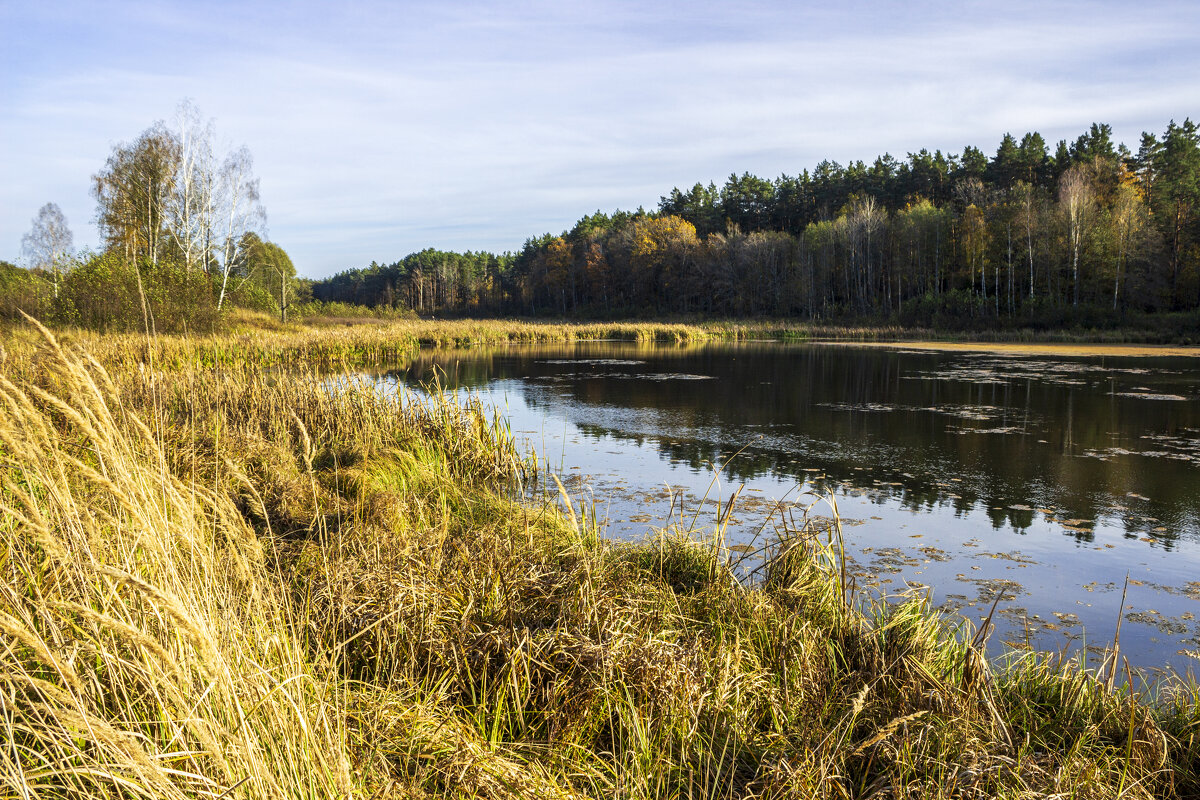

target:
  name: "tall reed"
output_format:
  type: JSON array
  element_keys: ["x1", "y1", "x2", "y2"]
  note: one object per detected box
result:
[{"x1": 0, "y1": 325, "x2": 352, "y2": 798}]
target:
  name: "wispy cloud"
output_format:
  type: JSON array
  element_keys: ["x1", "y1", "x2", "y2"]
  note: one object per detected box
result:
[{"x1": 3, "y1": 0, "x2": 1196, "y2": 276}]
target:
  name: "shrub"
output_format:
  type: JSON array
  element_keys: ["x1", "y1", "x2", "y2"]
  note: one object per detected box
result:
[
  {"x1": 54, "y1": 253, "x2": 219, "y2": 333},
  {"x1": 0, "y1": 260, "x2": 52, "y2": 321},
  {"x1": 225, "y1": 277, "x2": 280, "y2": 315}
]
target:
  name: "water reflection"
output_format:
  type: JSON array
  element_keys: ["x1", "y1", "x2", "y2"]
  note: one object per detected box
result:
[{"x1": 395, "y1": 340, "x2": 1200, "y2": 546}]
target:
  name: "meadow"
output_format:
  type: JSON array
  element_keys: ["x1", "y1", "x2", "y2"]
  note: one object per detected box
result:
[{"x1": 4, "y1": 314, "x2": 1200, "y2": 798}]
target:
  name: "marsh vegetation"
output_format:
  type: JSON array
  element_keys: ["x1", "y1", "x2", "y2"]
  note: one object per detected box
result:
[{"x1": 5, "y1": 317, "x2": 1200, "y2": 798}]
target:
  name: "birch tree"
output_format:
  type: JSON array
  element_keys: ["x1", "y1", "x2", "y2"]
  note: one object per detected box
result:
[
  {"x1": 213, "y1": 146, "x2": 265, "y2": 311},
  {"x1": 1059, "y1": 165, "x2": 1096, "y2": 306},
  {"x1": 169, "y1": 99, "x2": 216, "y2": 273},
  {"x1": 21, "y1": 202, "x2": 73, "y2": 297},
  {"x1": 1014, "y1": 181, "x2": 1041, "y2": 299},
  {"x1": 1109, "y1": 183, "x2": 1146, "y2": 310},
  {"x1": 852, "y1": 195, "x2": 884, "y2": 309}
]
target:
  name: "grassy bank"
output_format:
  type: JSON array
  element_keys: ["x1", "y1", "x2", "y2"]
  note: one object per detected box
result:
[
  {"x1": 4, "y1": 320, "x2": 1200, "y2": 797},
  {"x1": 5, "y1": 312, "x2": 1199, "y2": 377}
]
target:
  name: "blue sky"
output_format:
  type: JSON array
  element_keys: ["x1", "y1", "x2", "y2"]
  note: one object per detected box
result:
[{"x1": 2, "y1": 1, "x2": 1197, "y2": 279}]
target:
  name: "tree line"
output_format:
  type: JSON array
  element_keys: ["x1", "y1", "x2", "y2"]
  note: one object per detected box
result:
[
  {"x1": 315, "y1": 120, "x2": 1200, "y2": 327},
  {"x1": 8, "y1": 116, "x2": 1198, "y2": 331},
  {"x1": 5, "y1": 101, "x2": 305, "y2": 332}
]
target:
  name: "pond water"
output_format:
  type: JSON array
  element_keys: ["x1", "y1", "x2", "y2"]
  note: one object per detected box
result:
[{"x1": 374, "y1": 340, "x2": 1200, "y2": 676}]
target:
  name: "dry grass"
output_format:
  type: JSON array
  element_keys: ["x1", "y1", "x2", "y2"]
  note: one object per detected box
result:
[
  {"x1": 0, "y1": 324, "x2": 353, "y2": 798},
  {"x1": 7, "y1": 315, "x2": 1197, "y2": 382},
  {"x1": 3, "y1": 318, "x2": 1200, "y2": 798}
]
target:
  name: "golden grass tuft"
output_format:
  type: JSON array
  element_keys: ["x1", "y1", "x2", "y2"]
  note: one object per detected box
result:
[{"x1": 0, "y1": 327, "x2": 352, "y2": 798}]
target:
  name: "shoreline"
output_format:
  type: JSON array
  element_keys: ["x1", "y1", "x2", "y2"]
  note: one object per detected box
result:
[{"x1": 809, "y1": 338, "x2": 1200, "y2": 358}]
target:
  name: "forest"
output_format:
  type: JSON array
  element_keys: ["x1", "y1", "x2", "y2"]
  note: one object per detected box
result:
[
  {"x1": 7, "y1": 117, "x2": 1199, "y2": 333},
  {"x1": 314, "y1": 121, "x2": 1200, "y2": 329}
]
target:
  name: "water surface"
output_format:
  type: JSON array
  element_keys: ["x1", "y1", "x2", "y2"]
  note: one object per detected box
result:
[{"x1": 375, "y1": 340, "x2": 1200, "y2": 675}]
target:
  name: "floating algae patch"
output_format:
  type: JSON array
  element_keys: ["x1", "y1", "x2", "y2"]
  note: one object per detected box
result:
[
  {"x1": 538, "y1": 358, "x2": 646, "y2": 366},
  {"x1": 1125, "y1": 610, "x2": 1191, "y2": 636},
  {"x1": 909, "y1": 355, "x2": 1184, "y2": 383},
  {"x1": 1138, "y1": 431, "x2": 1200, "y2": 463},
  {"x1": 536, "y1": 370, "x2": 715, "y2": 381},
  {"x1": 924, "y1": 403, "x2": 1004, "y2": 421},
  {"x1": 869, "y1": 547, "x2": 923, "y2": 574},
  {"x1": 936, "y1": 593, "x2": 972, "y2": 614},
  {"x1": 807, "y1": 514, "x2": 867, "y2": 529},
  {"x1": 906, "y1": 367, "x2": 1010, "y2": 386},
  {"x1": 819, "y1": 401, "x2": 1021, "y2": 425},
  {"x1": 1070, "y1": 431, "x2": 1200, "y2": 467},
  {"x1": 956, "y1": 576, "x2": 1025, "y2": 604},
  {"x1": 1116, "y1": 392, "x2": 1189, "y2": 401},
  {"x1": 735, "y1": 496, "x2": 804, "y2": 514},
  {"x1": 978, "y1": 551, "x2": 1038, "y2": 565},
  {"x1": 919, "y1": 546, "x2": 953, "y2": 562},
  {"x1": 948, "y1": 425, "x2": 1028, "y2": 435},
  {"x1": 998, "y1": 605, "x2": 1031, "y2": 621},
  {"x1": 629, "y1": 373, "x2": 716, "y2": 381},
  {"x1": 556, "y1": 472, "x2": 591, "y2": 490},
  {"x1": 816, "y1": 402, "x2": 902, "y2": 413},
  {"x1": 1082, "y1": 447, "x2": 1138, "y2": 461}
]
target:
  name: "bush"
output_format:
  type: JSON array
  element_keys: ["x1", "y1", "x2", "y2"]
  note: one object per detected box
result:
[
  {"x1": 897, "y1": 289, "x2": 985, "y2": 328},
  {"x1": 54, "y1": 253, "x2": 219, "y2": 333},
  {"x1": 225, "y1": 278, "x2": 280, "y2": 315},
  {"x1": 290, "y1": 300, "x2": 418, "y2": 321},
  {"x1": 0, "y1": 260, "x2": 52, "y2": 321}
]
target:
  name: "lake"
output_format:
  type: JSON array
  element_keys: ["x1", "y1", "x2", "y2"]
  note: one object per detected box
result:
[{"x1": 373, "y1": 340, "x2": 1200, "y2": 675}]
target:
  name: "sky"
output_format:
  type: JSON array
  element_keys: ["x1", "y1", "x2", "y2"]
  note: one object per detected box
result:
[{"x1": 2, "y1": 1, "x2": 1197, "y2": 280}]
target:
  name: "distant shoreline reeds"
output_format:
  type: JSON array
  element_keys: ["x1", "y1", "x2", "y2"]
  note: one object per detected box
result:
[{"x1": 4, "y1": 313, "x2": 1196, "y2": 378}]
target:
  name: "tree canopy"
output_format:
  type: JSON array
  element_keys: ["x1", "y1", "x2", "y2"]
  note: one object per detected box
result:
[{"x1": 312, "y1": 119, "x2": 1200, "y2": 325}]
